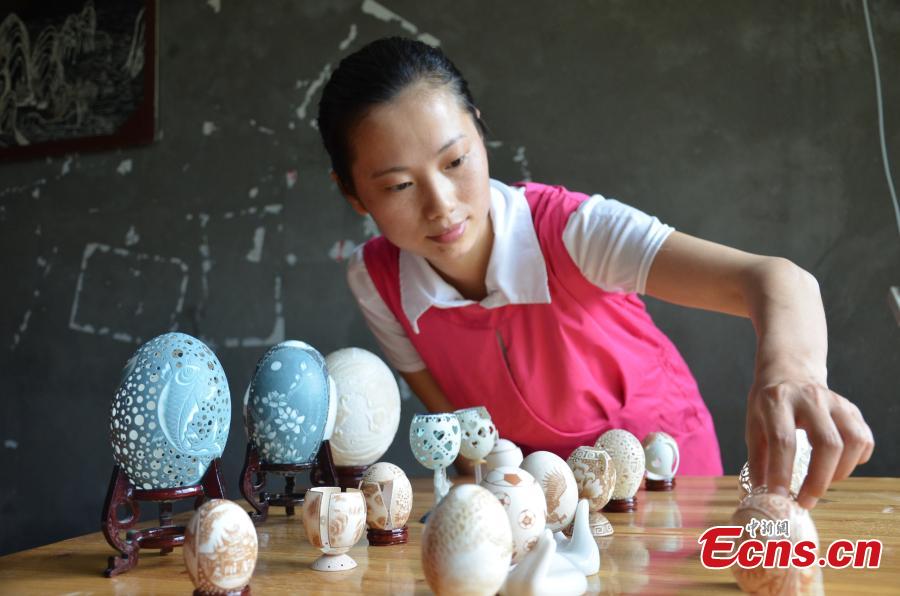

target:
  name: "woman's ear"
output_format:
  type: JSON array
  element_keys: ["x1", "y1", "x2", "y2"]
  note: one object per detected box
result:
[{"x1": 330, "y1": 171, "x2": 368, "y2": 216}]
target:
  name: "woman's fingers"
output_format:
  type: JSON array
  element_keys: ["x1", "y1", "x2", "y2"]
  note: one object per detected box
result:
[
  {"x1": 760, "y1": 385, "x2": 797, "y2": 498},
  {"x1": 746, "y1": 412, "x2": 769, "y2": 488},
  {"x1": 829, "y1": 396, "x2": 875, "y2": 483},
  {"x1": 795, "y1": 386, "x2": 844, "y2": 509}
]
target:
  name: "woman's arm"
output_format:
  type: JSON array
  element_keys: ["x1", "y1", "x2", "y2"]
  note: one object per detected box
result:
[
  {"x1": 400, "y1": 368, "x2": 458, "y2": 413},
  {"x1": 645, "y1": 231, "x2": 874, "y2": 508}
]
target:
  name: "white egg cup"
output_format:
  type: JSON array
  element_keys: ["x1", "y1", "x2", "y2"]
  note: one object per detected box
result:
[
  {"x1": 409, "y1": 413, "x2": 462, "y2": 518},
  {"x1": 302, "y1": 487, "x2": 366, "y2": 572},
  {"x1": 455, "y1": 406, "x2": 498, "y2": 484}
]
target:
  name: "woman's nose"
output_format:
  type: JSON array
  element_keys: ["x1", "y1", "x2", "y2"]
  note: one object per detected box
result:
[{"x1": 422, "y1": 177, "x2": 457, "y2": 220}]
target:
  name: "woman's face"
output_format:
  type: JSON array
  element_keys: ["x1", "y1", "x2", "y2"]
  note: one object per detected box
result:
[{"x1": 341, "y1": 84, "x2": 492, "y2": 272}]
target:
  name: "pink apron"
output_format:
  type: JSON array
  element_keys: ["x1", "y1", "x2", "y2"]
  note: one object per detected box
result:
[{"x1": 364, "y1": 182, "x2": 723, "y2": 475}]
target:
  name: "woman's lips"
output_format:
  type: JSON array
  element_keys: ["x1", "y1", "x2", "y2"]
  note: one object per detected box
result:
[{"x1": 428, "y1": 220, "x2": 467, "y2": 244}]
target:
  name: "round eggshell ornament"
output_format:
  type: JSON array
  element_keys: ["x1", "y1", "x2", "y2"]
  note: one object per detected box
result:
[
  {"x1": 110, "y1": 332, "x2": 230, "y2": 489},
  {"x1": 521, "y1": 451, "x2": 579, "y2": 532},
  {"x1": 422, "y1": 484, "x2": 513, "y2": 596},
  {"x1": 731, "y1": 492, "x2": 821, "y2": 595},
  {"x1": 455, "y1": 406, "x2": 498, "y2": 462},
  {"x1": 480, "y1": 466, "x2": 547, "y2": 563},
  {"x1": 245, "y1": 341, "x2": 331, "y2": 465},
  {"x1": 484, "y1": 438, "x2": 524, "y2": 472},
  {"x1": 642, "y1": 431, "x2": 680, "y2": 481},
  {"x1": 595, "y1": 429, "x2": 646, "y2": 500},
  {"x1": 184, "y1": 499, "x2": 258, "y2": 594},
  {"x1": 325, "y1": 348, "x2": 401, "y2": 466},
  {"x1": 566, "y1": 446, "x2": 617, "y2": 511},
  {"x1": 359, "y1": 462, "x2": 413, "y2": 530}
]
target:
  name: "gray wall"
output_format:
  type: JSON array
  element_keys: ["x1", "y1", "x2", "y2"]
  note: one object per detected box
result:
[{"x1": 1, "y1": 0, "x2": 898, "y2": 556}]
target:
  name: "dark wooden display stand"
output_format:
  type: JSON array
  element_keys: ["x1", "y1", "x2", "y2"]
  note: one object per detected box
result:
[
  {"x1": 194, "y1": 588, "x2": 250, "y2": 596},
  {"x1": 645, "y1": 478, "x2": 675, "y2": 491},
  {"x1": 367, "y1": 526, "x2": 409, "y2": 546},
  {"x1": 334, "y1": 464, "x2": 369, "y2": 490},
  {"x1": 239, "y1": 440, "x2": 338, "y2": 523},
  {"x1": 603, "y1": 496, "x2": 637, "y2": 513},
  {"x1": 101, "y1": 459, "x2": 226, "y2": 577}
]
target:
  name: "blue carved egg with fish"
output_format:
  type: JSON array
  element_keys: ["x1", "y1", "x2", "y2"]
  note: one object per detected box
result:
[
  {"x1": 244, "y1": 340, "x2": 335, "y2": 465},
  {"x1": 109, "y1": 332, "x2": 231, "y2": 489}
]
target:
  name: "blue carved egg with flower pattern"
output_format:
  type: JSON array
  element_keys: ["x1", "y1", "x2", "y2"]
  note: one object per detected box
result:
[
  {"x1": 109, "y1": 332, "x2": 231, "y2": 489},
  {"x1": 244, "y1": 341, "x2": 333, "y2": 465}
]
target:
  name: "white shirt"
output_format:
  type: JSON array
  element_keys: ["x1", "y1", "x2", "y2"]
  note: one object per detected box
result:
[{"x1": 346, "y1": 179, "x2": 674, "y2": 372}]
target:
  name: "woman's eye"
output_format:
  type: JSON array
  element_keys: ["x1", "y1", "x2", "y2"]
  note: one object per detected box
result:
[
  {"x1": 448, "y1": 154, "x2": 467, "y2": 169},
  {"x1": 388, "y1": 182, "x2": 412, "y2": 192}
]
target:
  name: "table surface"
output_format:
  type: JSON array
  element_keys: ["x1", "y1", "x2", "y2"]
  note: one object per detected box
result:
[{"x1": 0, "y1": 476, "x2": 898, "y2": 595}]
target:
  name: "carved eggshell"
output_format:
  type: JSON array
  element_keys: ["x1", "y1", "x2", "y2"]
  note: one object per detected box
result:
[
  {"x1": 567, "y1": 446, "x2": 617, "y2": 512},
  {"x1": 303, "y1": 487, "x2": 367, "y2": 555},
  {"x1": 521, "y1": 451, "x2": 579, "y2": 532},
  {"x1": 595, "y1": 429, "x2": 646, "y2": 500},
  {"x1": 325, "y1": 348, "x2": 401, "y2": 466},
  {"x1": 480, "y1": 466, "x2": 547, "y2": 563},
  {"x1": 739, "y1": 429, "x2": 813, "y2": 499},
  {"x1": 455, "y1": 406, "x2": 498, "y2": 462},
  {"x1": 642, "y1": 431, "x2": 680, "y2": 481},
  {"x1": 731, "y1": 492, "x2": 821, "y2": 595},
  {"x1": 184, "y1": 499, "x2": 258, "y2": 594},
  {"x1": 359, "y1": 462, "x2": 413, "y2": 530},
  {"x1": 245, "y1": 341, "x2": 330, "y2": 465},
  {"x1": 484, "y1": 438, "x2": 524, "y2": 472},
  {"x1": 409, "y1": 413, "x2": 461, "y2": 471},
  {"x1": 110, "y1": 332, "x2": 230, "y2": 489},
  {"x1": 422, "y1": 484, "x2": 513, "y2": 596}
]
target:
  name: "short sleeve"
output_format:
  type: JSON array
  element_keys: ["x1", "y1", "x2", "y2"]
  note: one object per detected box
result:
[
  {"x1": 561, "y1": 195, "x2": 674, "y2": 294},
  {"x1": 346, "y1": 246, "x2": 426, "y2": 372}
]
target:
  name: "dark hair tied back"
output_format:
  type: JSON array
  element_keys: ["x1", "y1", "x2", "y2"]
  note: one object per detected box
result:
[{"x1": 317, "y1": 36, "x2": 486, "y2": 195}]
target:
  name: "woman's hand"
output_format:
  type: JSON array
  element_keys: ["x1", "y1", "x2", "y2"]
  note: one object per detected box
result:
[{"x1": 746, "y1": 377, "x2": 874, "y2": 509}]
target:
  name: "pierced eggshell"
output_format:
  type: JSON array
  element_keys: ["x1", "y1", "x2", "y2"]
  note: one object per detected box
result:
[
  {"x1": 422, "y1": 484, "x2": 513, "y2": 596},
  {"x1": 110, "y1": 332, "x2": 230, "y2": 489},
  {"x1": 731, "y1": 493, "x2": 821, "y2": 595},
  {"x1": 245, "y1": 341, "x2": 330, "y2": 465},
  {"x1": 484, "y1": 438, "x2": 524, "y2": 472},
  {"x1": 566, "y1": 446, "x2": 617, "y2": 512},
  {"x1": 642, "y1": 431, "x2": 680, "y2": 481},
  {"x1": 455, "y1": 406, "x2": 498, "y2": 462},
  {"x1": 184, "y1": 499, "x2": 258, "y2": 594},
  {"x1": 480, "y1": 466, "x2": 547, "y2": 563},
  {"x1": 595, "y1": 429, "x2": 646, "y2": 500},
  {"x1": 521, "y1": 451, "x2": 579, "y2": 532},
  {"x1": 359, "y1": 462, "x2": 413, "y2": 530},
  {"x1": 325, "y1": 348, "x2": 401, "y2": 466},
  {"x1": 410, "y1": 413, "x2": 462, "y2": 471}
]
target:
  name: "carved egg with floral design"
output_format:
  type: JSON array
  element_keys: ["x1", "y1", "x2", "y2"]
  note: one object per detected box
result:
[
  {"x1": 184, "y1": 499, "x2": 258, "y2": 594},
  {"x1": 244, "y1": 341, "x2": 334, "y2": 465},
  {"x1": 110, "y1": 332, "x2": 230, "y2": 489},
  {"x1": 359, "y1": 462, "x2": 413, "y2": 530}
]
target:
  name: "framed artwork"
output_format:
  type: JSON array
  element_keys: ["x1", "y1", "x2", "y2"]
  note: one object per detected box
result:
[{"x1": 0, "y1": 0, "x2": 157, "y2": 161}]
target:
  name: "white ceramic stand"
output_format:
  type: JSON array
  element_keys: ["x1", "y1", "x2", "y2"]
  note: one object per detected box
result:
[
  {"x1": 500, "y1": 529, "x2": 587, "y2": 596},
  {"x1": 311, "y1": 552, "x2": 358, "y2": 571},
  {"x1": 553, "y1": 499, "x2": 600, "y2": 575}
]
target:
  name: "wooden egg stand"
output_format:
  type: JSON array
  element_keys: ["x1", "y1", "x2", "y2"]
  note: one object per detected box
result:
[
  {"x1": 101, "y1": 459, "x2": 226, "y2": 577},
  {"x1": 239, "y1": 440, "x2": 338, "y2": 522}
]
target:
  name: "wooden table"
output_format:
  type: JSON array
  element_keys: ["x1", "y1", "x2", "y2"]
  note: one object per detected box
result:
[{"x1": 0, "y1": 476, "x2": 897, "y2": 594}]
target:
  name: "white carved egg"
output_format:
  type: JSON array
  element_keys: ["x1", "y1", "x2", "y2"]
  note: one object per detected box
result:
[
  {"x1": 480, "y1": 466, "x2": 547, "y2": 563},
  {"x1": 359, "y1": 461, "x2": 413, "y2": 530},
  {"x1": 422, "y1": 484, "x2": 513, "y2": 596},
  {"x1": 484, "y1": 438, "x2": 524, "y2": 472},
  {"x1": 521, "y1": 451, "x2": 578, "y2": 532},
  {"x1": 595, "y1": 429, "x2": 646, "y2": 500},
  {"x1": 110, "y1": 332, "x2": 230, "y2": 489},
  {"x1": 184, "y1": 499, "x2": 258, "y2": 594},
  {"x1": 731, "y1": 493, "x2": 821, "y2": 595},
  {"x1": 325, "y1": 348, "x2": 401, "y2": 466},
  {"x1": 642, "y1": 431, "x2": 680, "y2": 481}
]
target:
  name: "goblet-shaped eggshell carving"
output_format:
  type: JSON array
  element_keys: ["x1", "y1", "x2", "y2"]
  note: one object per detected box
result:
[
  {"x1": 484, "y1": 438, "x2": 524, "y2": 472},
  {"x1": 455, "y1": 407, "x2": 498, "y2": 462},
  {"x1": 521, "y1": 451, "x2": 579, "y2": 532},
  {"x1": 184, "y1": 499, "x2": 258, "y2": 595},
  {"x1": 566, "y1": 446, "x2": 617, "y2": 511},
  {"x1": 739, "y1": 429, "x2": 812, "y2": 499},
  {"x1": 303, "y1": 487, "x2": 366, "y2": 571},
  {"x1": 422, "y1": 484, "x2": 513, "y2": 596},
  {"x1": 480, "y1": 466, "x2": 547, "y2": 564},
  {"x1": 359, "y1": 461, "x2": 413, "y2": 530},
  {"x1": 325, "y1": 348, "x2": 401, "y2": 466},
  {"x1": 595, "y1": 429, "x2": 646, "y2": 500},
  {"x1": 642, "y1": 431, "x2": 680, "y2": 481},
  {"x1": 111, "y1": 332, "x2": 230, "y2": 489},
  {"x1": 731, "y1": 492, "x2": 821, "y2": 595}
]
